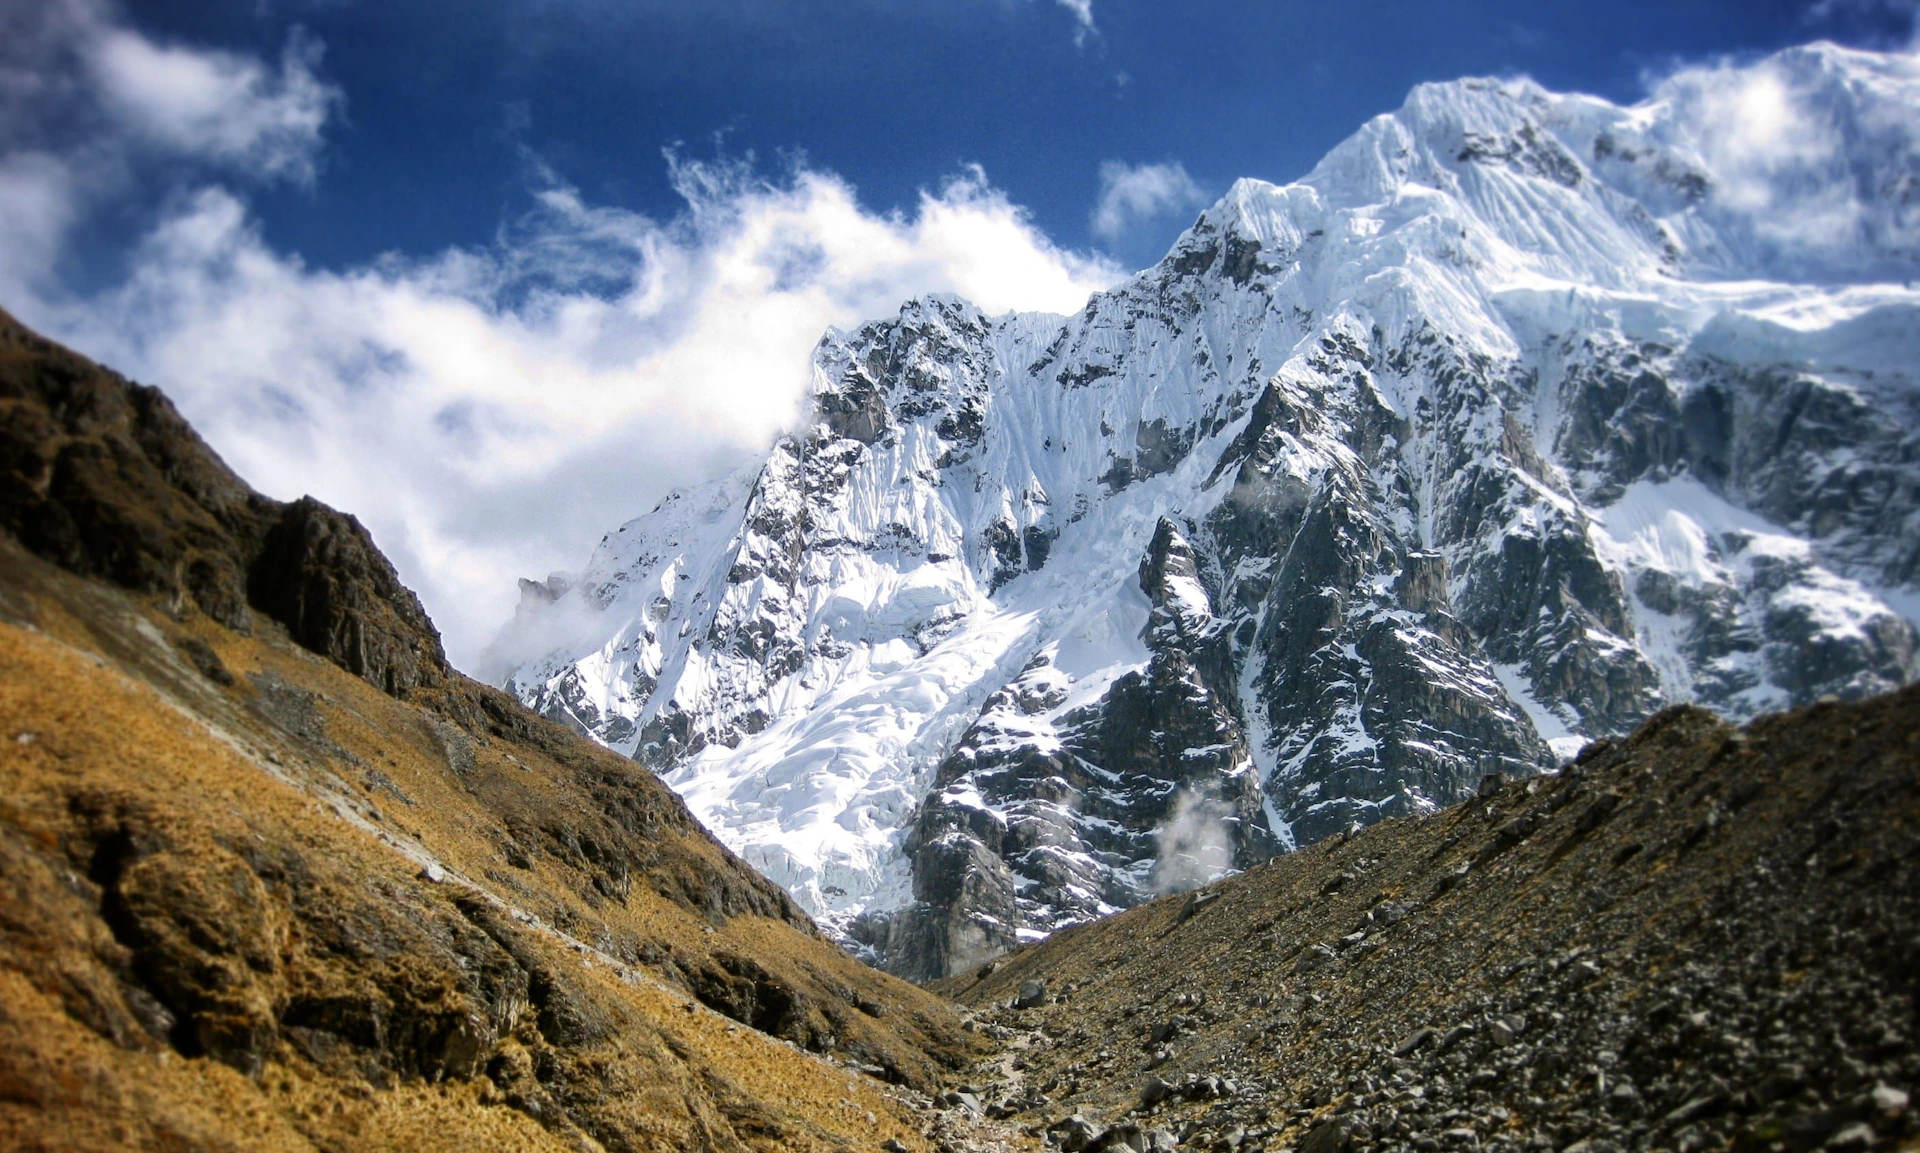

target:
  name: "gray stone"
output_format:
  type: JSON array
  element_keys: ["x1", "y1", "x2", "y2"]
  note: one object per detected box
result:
[
  {"x1": 1300, "y1": 1114, "x2": 1373, "y2": 1153},
  {"x1": 1178, "y1": 889, "x2": 1223, "y2": 922},
  {"x1": 1396, "y1": 1027, "x2": 1438, "y2": 1056},
  {"x1": 1141, "y1": 1075, "x2": 1174, "y2": 1107},
  {"x1": 1297, "y1": 943, "x2": 1340, "y2": 974},
  {"x1": 1049, "y1": 1114, "x2": 1103, "y2": 1153},
  {"x1": 1662, "y1": 1096, "x2": 1724, "y2": 1126},
  {"x1": 1088, "y1": 1121, "x2": 1151, "y2": 1152}
]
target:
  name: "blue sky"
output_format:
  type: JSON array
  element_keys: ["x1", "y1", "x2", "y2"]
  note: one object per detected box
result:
[
  {"x1": 2, "y1": 0, "x2": 1916, "y2": 669},
  {"x1": 60, "y1": 0, "x2": 1920, "y2": 270}
]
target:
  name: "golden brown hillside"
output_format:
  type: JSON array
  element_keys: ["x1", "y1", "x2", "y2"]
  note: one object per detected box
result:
[{"x1": 0, "y1": 312, "x2": 1028, "y2": 1152}]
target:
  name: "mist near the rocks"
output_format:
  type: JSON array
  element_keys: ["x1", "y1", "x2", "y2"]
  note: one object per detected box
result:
[{"x1": 1151, "y1": 791, "x2": 1236, "y2": 895}]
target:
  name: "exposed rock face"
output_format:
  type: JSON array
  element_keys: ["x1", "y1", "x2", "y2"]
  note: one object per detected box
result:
[
  {"x1": 505, "y1": 46, "x2": 1920, "y2": 978},
  {"x1": 1195, "y1": 338, "x2": 1563, "y2": 845},
  {"x1": 250, "y1": 497, "x2": 447, "y2": 697},
  {"x1": 856, "y1": 519, "x2": 1284, "y2": 980},
  {"x1": 0, "y1": 309, "x2": 275, "y2": 629},
  {"x1": 0, "y1": 307, "x2": 449, "y2": 699}
]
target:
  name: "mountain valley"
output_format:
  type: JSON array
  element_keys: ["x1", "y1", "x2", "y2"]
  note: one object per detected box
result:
[
  {"x1": 1, "y1": 38, "x2": 1918, "y2": 1153},
  {"x1": 0, "y1": 305, "x2": 1915, "y2": 1152}
]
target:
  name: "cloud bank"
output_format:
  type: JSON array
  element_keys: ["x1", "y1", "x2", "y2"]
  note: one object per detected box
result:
[
  {"x1": 1, "y1": 3, "x2": 1119, "y2": 673},
  {"x1": 1641, "y1": 40, "x2": 1920, "y2": 279}
]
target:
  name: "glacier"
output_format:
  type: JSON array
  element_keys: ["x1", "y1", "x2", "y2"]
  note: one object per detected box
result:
[{"x1": 499, "y1": 42, "x2": 1920, "y2": 978}]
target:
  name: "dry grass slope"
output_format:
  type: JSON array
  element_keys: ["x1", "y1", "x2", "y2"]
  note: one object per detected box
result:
[
  {"x1": 0, "y1": 540, "x2": 979, "y2": 1151},
  {"x1": 0, "y1": 312, "x2": 1022, "y2": 1152}
]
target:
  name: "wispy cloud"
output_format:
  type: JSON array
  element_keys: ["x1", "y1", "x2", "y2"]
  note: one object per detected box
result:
[
  {"x1": 1051, "y1": 0, "x2": 1097, "y2": 45},
  {"x1": 82, "y1": 23, "x2": 338, "y2": 183},
  {"x1": 1151, "y1": 790, "x2": 1234, "y2": 895},
  {"x1": 0, "y1": 0, "x2": 339, "y2": 176},
  {"x1": 0, "y1": 0, "x2": 341, "y2": 308},
  {"x1": 1090, "y1": 159, "x2": 1209, "y2": 249},
  {"x1": 1636, "y1": 41, "x2": 1920, "y2": 277},
  {"x1": 5, "y1": 60, "x2": 1119, "y2": 673}
]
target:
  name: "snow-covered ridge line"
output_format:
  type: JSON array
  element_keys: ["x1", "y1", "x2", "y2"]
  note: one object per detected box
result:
[{"x1": 500, "y1": 41, "x2": 1920, "y2": 978}]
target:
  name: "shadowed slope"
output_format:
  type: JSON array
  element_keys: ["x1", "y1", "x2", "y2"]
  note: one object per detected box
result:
[{"x1": 944, "y1": 689, "x2": 1919, "y2": 1153}]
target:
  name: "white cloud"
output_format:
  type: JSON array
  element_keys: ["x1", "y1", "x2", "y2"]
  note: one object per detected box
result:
[
  {"x1": 2, "y1": 0, "x2": 339, "y2": 182},
  {"x1": 1051, "y1": 0, "x2": 1096, "y2": 44},
  {"x1": 19, "y1": 157, "x2": 1120, "y2": 673},
  {"x1": 0, "y1": 0, "x2": 342, "y2": 303},
  {"x1": 0, "y1": 1, "x2": 1120, "y2": 675},
  {"x1": 1643, "y1": 43, "x2": 1920, "y2": 275},
  {"x1": 1663, "y1": 64, "x2": 1835, "y2": 215},
  {"x1": 1090, "y1": 160, "x2": 1209, "y2": 247},
  {"x1": 84, "y1": 23, "x2": 338, "y2": 183},
  {"x1": 0, "y1": 153, "x2": 80, "y2": 305}
]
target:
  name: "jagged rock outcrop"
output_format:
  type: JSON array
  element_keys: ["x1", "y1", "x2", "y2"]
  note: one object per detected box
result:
[
  {"x1": 0, "y1": 309, "x2": 276, "y2": 629},
  {"x1": 0, "y1": 307, "x2": 449, "y2": 699},
  {"x1": 250, "y1": 497, "x2": 447, "y2": 697},
  {"x1": 504, "y1": 44, "x2": 1920, "y2": 978}
]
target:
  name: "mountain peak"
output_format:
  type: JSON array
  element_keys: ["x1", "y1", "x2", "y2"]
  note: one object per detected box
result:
[{"x1": 503, "y1": 44, "x2": 1920, "y2": 978}]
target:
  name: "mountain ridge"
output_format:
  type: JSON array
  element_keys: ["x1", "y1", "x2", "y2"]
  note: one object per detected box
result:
[{"x1": 502, "y1": 43, "x2": 1920, "y2": 979}]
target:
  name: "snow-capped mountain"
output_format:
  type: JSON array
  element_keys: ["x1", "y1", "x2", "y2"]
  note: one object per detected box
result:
[{"x1": 501, "y1": 43, "x2": 1920, "y2": 979}]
